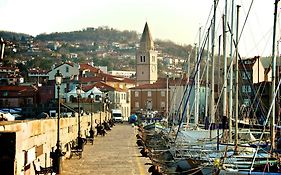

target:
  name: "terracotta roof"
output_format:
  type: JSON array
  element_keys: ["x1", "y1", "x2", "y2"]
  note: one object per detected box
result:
[
  {"x1": 79, "y1": 76, "x2": 104, "y2": 83},
  {"x1": 131, "y1": 77, "x2": 190, "y2": 90},
  {"x1": 122, "y1": 77, "x2": 136, "y2": 84},
  {"x1": 79, "y1": 72, "x2": 135, "y2": 85},
  {"x1": 0, "y1": 85, "x2": 38, "y2": 97},
  {"x1": 82, "y1": 84, "x2": 95, "y2": 92},
  {"x1": 130, "y1": 82, "x2": 167, "y2": 90},
  {"x1": 93, "y1": 81, "x2": 115, "y2": 91},
  {"x1": 0, "y1": 85, "x2": 37, "y2": 91},
  {"x1": 79, "y1": 63, "x2": 103, "y2": 74}
]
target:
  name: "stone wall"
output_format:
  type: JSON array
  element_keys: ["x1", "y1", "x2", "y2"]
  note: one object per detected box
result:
[{"x1": 0, "y1": 112, "x2": 108, "y2": 175}]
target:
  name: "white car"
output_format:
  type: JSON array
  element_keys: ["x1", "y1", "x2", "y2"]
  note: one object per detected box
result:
[{"x1": 0, "y1": 112, "x2": 15, "y2": 121}]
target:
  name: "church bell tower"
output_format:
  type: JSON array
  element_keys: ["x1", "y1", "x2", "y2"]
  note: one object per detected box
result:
[{"x1": 136, "y1": 22, "x2": 158, "y2": 85}]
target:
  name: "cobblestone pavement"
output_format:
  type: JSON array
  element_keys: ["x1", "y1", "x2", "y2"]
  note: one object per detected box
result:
[{"x1": 62, "y1": 123, "x2": 151, "y2": 175}]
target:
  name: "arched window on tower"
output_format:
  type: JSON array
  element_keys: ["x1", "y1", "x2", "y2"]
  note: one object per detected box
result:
[
  {"x1": 143, "y1": 56, "x2": 146, "y2": 62},
  {"x1": 140, "y1": 56, "x2": 142, "y2": 62}
]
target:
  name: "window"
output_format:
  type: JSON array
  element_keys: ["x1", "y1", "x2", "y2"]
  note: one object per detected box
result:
[
  {"x1": 242, "y1": 85, "x2": 251, "y2": 93},
  {"x1": 152, "y1": 56, "x2": 155, "y2": 62},
  {"x1": 135, "y1": 102, "x2": 139, "y2": 108},
  {"x1": 140, "y1": 55, "x2": 146, "y2": 62},
  {"x1": 147, "y1": 91, "x2": 152, "y2": 97},
  {"x1": 135, "y1": 91, "x2": 139, "y2": 97},
  {"x1": 161, "y1": 101, "x2": 165, "y2": 108},
  {"x1": 161, "y1": 91, "x2": 165, "y2": 97},
  {"x1": 66, "y1": 66, "x2": 69, "y2": 73},
  {"x1": 243, "y1": 99, "x2": 251, "y2": 106},
  {"x1": 242, "y1": 71, "x2": 251, "y2": 80},
  {"x1": 94, "y1": 95, "x2": 101, "y2": 102}
]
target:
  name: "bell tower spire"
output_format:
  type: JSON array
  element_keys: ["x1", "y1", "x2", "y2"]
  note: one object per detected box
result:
[
  {"x1": 136, "y1": 22, "x2": 158, "y2": 85},
  {"x1": 140, "y1": 22, "x2": 154, "y2": 50}
]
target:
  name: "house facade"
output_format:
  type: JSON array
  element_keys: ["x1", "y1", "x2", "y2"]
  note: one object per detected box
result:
[
  {"x1": 130, "y1": 80, "x2": 170, "y2": 117},
  {"x1": 239, "y1": 56, "x2": 269, "y2": 107}
]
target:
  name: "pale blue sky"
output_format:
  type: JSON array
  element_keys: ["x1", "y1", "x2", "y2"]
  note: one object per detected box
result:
[{"x1": 0, "y1": 0, "x2": 278, "y2": 57}]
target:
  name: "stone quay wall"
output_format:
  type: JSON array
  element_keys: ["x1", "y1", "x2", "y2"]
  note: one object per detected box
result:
[{"x1": 0, "y1": 112, "x2": 109, "y2": 175}]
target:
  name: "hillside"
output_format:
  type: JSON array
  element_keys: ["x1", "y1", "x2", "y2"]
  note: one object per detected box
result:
[{"x1": 0, "y1": 27, "x2": 195, "y2": 78}]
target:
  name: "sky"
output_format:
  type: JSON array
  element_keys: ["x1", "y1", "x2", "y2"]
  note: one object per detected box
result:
[{"x1": 0, "y1": 0, "x2": 279, "y2": 57}]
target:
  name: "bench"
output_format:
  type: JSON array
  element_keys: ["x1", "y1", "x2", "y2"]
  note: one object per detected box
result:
[
  {"x1": 85, "y1": 130, "x2": 94, "y2": 145},
  {"x1": 85, "y1": 136, "x2": 94, "y2": 145},
  {"x1": 69, "y1": 140, "x2": 84, "y2": 159},
  {"x1": 33, "y1": 161, "x2": 54, "y2": 175},
  {"x1": 70, "y1": 147, "x2": 83, "y2": 159}
]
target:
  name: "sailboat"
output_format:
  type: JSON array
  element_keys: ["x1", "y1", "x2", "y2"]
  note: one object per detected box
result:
[{"x1": 137, "y1": 1, "x2": 281, "y2": 174}]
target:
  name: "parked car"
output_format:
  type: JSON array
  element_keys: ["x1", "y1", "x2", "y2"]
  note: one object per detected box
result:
[{"x1": 0, "y1": 112, "x2": 15, "y2": 121}]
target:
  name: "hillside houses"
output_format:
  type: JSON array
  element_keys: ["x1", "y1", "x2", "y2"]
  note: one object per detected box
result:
[{"x1": 0, "y1": 62, "x2": 135, "y2": 119}]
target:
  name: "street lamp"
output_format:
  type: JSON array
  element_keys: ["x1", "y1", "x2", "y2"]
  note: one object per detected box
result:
[
  {"x1": 54, "y1": 70, "x2": 63, "y2": 174},
  {"x1": 103, "y1": 94, "x2": 110, "y2": 120},
  {"x1": 89, "y1": 92, "x2": 94, "y2": 138},
  {"x1": 76, "y1": 84, "x2": 83, "y2": 149},
  {"x1": 99, "y1": 96, "x2": 103, "y2": 125}
]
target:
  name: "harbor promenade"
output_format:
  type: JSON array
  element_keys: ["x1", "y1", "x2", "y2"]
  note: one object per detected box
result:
[{"x1": 62, "y1": 123, "x2": 151, "y2": 175}]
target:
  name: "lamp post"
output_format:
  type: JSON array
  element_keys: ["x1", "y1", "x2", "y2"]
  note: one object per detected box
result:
[
  {"x1": 89, "y1": 92, "x2": 94, "y2": 137},
  {"x1": 100, "y1": 96, "x2": 102, "y2": 125},
  {"x1": 103, "y1": 94, "x2": 110, "y2": 120},
  {"x1": 54, "y1": 70, "x2": 63, "y2": 174},
  {"x1": 76, "y1": 84, "x2": 83, "y2": 149}
]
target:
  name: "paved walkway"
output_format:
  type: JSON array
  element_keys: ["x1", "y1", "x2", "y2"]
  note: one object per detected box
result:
[{"x1": 62, "y1": 123, "x2": 151, "y2": 175}]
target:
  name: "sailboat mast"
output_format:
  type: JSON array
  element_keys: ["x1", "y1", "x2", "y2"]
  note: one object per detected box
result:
[
  {"x1": 228, "y1": 0, "x2": 235, "y2": 143},
  {"x1": 187, "y1": 52, "x2": 191, "y2": 126},
  {"x1": 166, "y1": 74, "x2": 169, "y2": 119},
  {"x1": 211, "y1": 0, "x2": 217, "y2": 126},
  {"x1": 222, "y1": 0, "x2": 228, "y2": 132},
  {"x1": 234, "y1": 4, "x2": 240, "y2": 155},
  {"x1": 195, "y1": 27, "x2": 202, "y2": 125},
  {"x1": 217, "y1": 35, "x2": 222, "y2": 151},
  {"x1": 270, "y1": 0, "x2": 279, "y2": 151},
  {"x1": 205, "y1": 31, "x2": 210, "y2": 126},
  {"x1": 194, "y1": 43, "x2": 198, "y2": 125}
]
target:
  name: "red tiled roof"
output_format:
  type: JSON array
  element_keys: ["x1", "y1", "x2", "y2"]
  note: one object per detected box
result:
[
  {"x1": 130, "y1": 82, "x2": 167, "y2": 89},
  {"x1": 0, "y1": 85, "x2": 37, "y2": 91},
  {"x1": 79, "y1": 63, "x2": 103, "y2": 74},
  {"x1": 122, "y1": 77, "x2": 136, "y2": 84},
  {"x1": 93, "y1": 81, "x2": 115, "y2": 91},
  {"x1": 130, "y1": 78, "x2": 190, "y2": 90},
  {"x1": 79, "y1": 76, "x2": 104, "y2": 83},
  {"x1": 82, "y1": 84, "x2": 95, "y2": 92},
  {"x1": 0, "y1": 85, "x2": 38, "y2": 97},
  {"x1": 79, "y1": 72, "x2": 134, "y2": 85}
]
